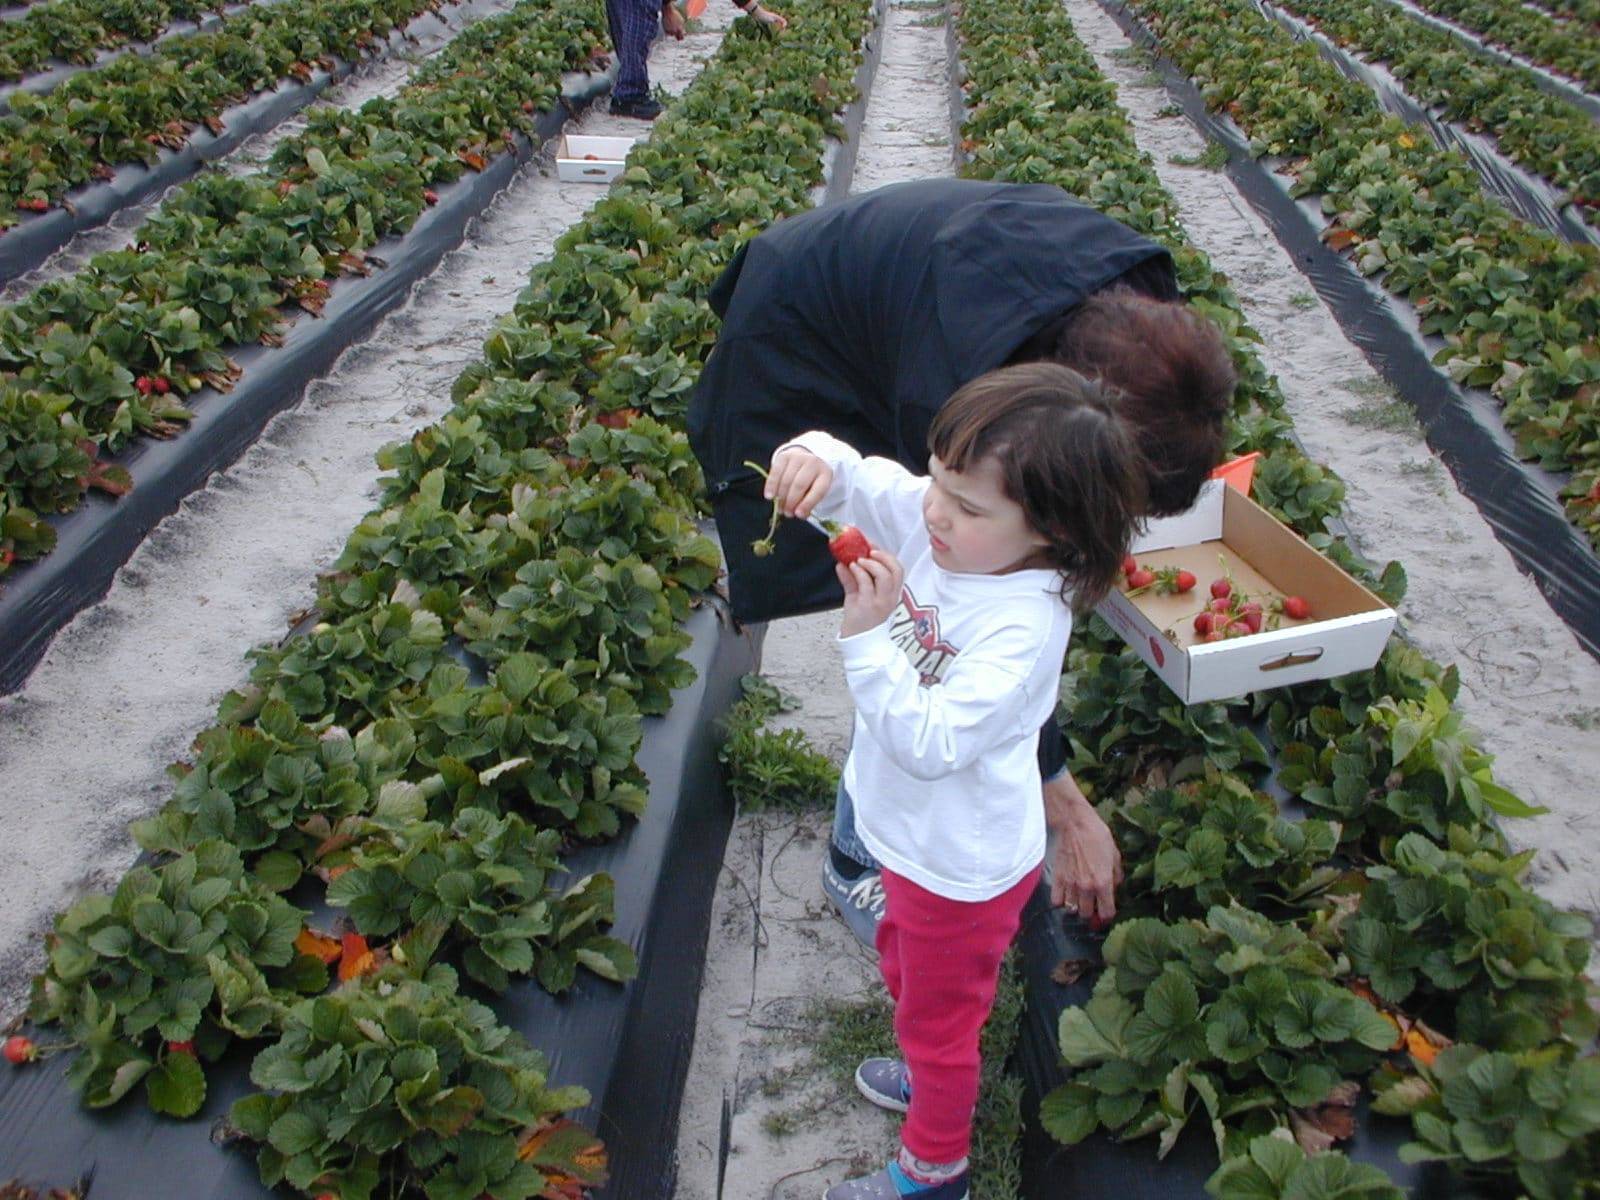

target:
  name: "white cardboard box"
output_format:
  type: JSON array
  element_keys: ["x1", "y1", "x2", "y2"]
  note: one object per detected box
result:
[
  {"x1": 555, "y1": 134, "x2": 637, "y2": 183},
  {"x1": 1094, "y1": 480, "x2": 1397, "y2": 704}
]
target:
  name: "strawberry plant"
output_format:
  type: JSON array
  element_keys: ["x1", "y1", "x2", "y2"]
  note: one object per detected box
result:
[
  {"x1": 128, "y1": 701, "x2": 427, "y2": 887},
  {"x1": 1329, "y1": 832, "x2": 1596, "y2": 1051},
  {"x1": 1107, "y1": 769, "x2": 1342, "y2": 921},
  {"x1": 1374, "y1": 1045, "x2": 1600, "y2": 1198},
  {"x1": 1042, "y1": 906, "x2": 1398, "y2": 1160},
  {"x1": 325, "y1": 805, "x2": 637, "y2": 993},
  {"x1": 226, "y1": 962, "x2": 607, "y2": 1200},
  {"x1": 1205, "y1": 1134, "x2": 1404, "y2": 1199},
  {"x1": 27, "y1": 839, "x2": 321, "y2": 1115}
]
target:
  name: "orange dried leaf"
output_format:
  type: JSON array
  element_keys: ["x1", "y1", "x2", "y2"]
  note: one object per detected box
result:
[
  {"x1": 338, "y1": 931, "x2": 377, "y2": 981},
  {"x1": 295, "y1": 927, "x2": 342, "y2": 964},
  {"x1": 1405, "y1": 1024, "x2": 1449, "y2": 1066},
  {"x1": 1323, "y1": 227, "x2": 1361, "y2": 251}
]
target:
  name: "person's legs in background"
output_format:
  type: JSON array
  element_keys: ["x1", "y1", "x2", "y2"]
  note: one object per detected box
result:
[{"x1": 607, "y1": 0, "x2": 663, "y2": 118}]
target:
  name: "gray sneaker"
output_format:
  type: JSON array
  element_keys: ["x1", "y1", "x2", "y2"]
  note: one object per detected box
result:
[
  {"x1": 821, "y1": 1163, "x2": 968, "y2": 1199},
  {"x1": 854, "y1": 1057, "x2": 910, "y2": 1113},
  {"x1": 821, "y1": 857, "x2": 885, "y2": 948}
]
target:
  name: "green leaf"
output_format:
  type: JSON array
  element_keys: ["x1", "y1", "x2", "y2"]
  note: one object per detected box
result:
[{"x1": 146, "y1": 1050, "x2": 207, "y2": 1118}]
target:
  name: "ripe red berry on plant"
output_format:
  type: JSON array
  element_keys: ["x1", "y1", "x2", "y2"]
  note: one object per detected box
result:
[{"x1": 4, "y1": 1035, "x2": 37, "y2": 1065}]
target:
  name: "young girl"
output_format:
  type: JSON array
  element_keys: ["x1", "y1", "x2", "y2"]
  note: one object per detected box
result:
[{"x1": 762, "y1": 363, "x2": 1148, "y2": 1200}]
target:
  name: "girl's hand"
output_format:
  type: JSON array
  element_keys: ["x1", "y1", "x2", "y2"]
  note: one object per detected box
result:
[
  {"x1": 752, "y1": 3, "x2": 788, "y2": 28},
  {"x1": 838, "y1": 549, "x2": 904, "y2": 638},
  {"x1": 765, "y1": 446, "x2": 832, "y2": 519}
]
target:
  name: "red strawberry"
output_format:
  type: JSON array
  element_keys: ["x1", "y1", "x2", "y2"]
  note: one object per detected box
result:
[
  {"x1": 1122, "y1": 554, "x2": 1138, "y2": 576},
  {"x1": 1127, "y1": 567, "x2": 1156, "y2": 589},
  {"x1": 1202, "y1": 630, "x2": 1225, "y2": 643},
  {"x1": 1194, "y1": 612, "x2": 1213, "y2": 635},
  {"x1": 1281, "y1": 595, "x2": 1312, "y2": 620},
  {"x1": 1173, "y1": 569, "x2": 1196, "y2": 594},
  {"x1": 1240, "y1": 608, "x2": 1263, "y2": 634},
  {"x1": 423, "y1": 189, "x2": 439, "y2": 205},
  {"x1": 829, "y1": 525, "x2": 871, "y2": 566},
  {"x1": 1209, "y1": 578, "x2": 1231, "y2": 600},
  {"x1": 4, "y1": 1035, "x2": 36, "y2": 1064},
  {"x1": 135, "y1": 375, "x2": 154, "y2": 396},
  {"x1": 152, "y1": 375, "x2": 171, "y2": 395},
  {"x1": 168, "y1": 1040, "x2": 196, "y2": 1055},
  {"x1": 1210, "y1": 597, "x2": 1232, "y2": 614}
]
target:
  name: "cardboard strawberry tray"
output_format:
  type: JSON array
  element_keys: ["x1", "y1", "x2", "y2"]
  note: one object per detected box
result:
[{"x1": 1095, "y1": 480, "x2": 1396, "y2": 704}]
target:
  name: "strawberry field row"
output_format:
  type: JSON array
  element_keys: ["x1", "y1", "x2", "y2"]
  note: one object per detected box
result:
[
  {"x1": 0, "y1": 0, "x2": 452, "y2": 229},
  {"x1": 1389, "y1": 0, "x2": 1600, "y2": 90},
  {"x1": 953, "y1": 0, "x2": 1599, "y2": 1194},
  {"x1": 0, "y1": 0, "x2": 233, "y2": 83},
  {"x1": 1265, "y1": 0, "x2": 1600, "y2": 231},
  {"x1": 1109, "y1": 0, "x2": 1600, "y2": 554},
  {"x1": 3, "y1": 0, "x2": 878, "y2": 1194},
  {"x1": 0, "y1": 0, "x2": 607, "y2": 572}
]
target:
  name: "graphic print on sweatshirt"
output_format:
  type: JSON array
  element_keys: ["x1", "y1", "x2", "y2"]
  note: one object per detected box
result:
[{"x1": 887, "y1": 585, "x2": 959, "y2": 685}]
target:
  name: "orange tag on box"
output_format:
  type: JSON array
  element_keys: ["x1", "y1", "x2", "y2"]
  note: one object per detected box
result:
[{"x1": 1209, "y1": 451, "x2": 1260, "y2": 496}]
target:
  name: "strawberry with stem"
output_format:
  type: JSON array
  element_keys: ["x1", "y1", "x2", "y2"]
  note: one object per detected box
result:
[{"x1": 742, "y1": 459, "x2": 873, "y2": 565}]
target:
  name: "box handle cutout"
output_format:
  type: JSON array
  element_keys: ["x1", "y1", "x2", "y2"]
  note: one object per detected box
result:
[{"x1": 1260, "y1": 647, "x2": 1324, "y2": 671}]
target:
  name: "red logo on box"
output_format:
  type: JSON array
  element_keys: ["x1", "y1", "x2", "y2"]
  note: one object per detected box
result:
[{"x1": 1149, "y1": 636, "x2": 1165, "y2": 668}]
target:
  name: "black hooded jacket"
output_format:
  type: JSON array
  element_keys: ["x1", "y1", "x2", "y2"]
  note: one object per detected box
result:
[{"x1": 687, "y1": 178, "x2": 1176, "y2": 626}]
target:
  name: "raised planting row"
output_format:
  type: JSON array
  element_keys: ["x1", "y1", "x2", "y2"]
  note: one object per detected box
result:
[
  {"x1": 1106, "y1": 0, "x2": 1600, "y2": 554},
  {"x1": 0, "y1": 0, "x2": 230, "y2": 83},
  {"x1": 1385, "y1": 0, "x2": 1600, "y2": 90},
  {"x1": 3, "y1": 1, "x2": 880, "y2": 1195},
  {"x1": 953, "y1": 0, "x2": 1599, "y2": 1195},
  {"x1": 0, "y1": 0, "x2": 609, "y2": 569},
  {"x1": 0, "y1": 0, "x2": 453, "y2": 227},
  {"x1": 1266, "y1": 0, "x2": 1600, "y2": 229}
]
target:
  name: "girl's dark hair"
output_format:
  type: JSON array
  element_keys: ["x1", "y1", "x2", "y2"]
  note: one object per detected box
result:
[
  {"x1": 1009, "y1": 287, "x2": 1236, "y2": 517},
  {"x1": 929, "y1": 363, "x2": 1148, "y2": 614}
]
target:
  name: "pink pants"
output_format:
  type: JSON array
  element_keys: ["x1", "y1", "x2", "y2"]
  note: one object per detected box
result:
[{"x1": 876, "y1": 864, "x2": 1042, "y2": 1164}]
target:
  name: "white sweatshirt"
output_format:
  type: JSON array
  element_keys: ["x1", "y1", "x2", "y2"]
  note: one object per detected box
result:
[{"x1": 784, "y1": 431, "x2": 1072, "y2": 903}]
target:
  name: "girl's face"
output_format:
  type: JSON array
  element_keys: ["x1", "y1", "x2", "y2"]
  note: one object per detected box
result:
[{"x1": 923, "y1": 453, "x2": 1051, "y2": 576}]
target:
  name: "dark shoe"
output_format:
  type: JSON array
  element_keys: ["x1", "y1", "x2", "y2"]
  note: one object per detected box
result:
[
  {"x1": 609, "y1": 94, "x2": 663, "y2": 119},
  {"x1": 821, "y1": 857, "x2": 885, "y2": 949}
]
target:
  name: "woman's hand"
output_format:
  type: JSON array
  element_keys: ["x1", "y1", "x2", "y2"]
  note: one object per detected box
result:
[
  {"x1": 661, "y1": 0, "x2": 686, "y2": 38},
  {"x1": 751, "y1": 3, "x2": 788, "y2": 28},
  {"x1": 1044, "y1": 770, "x2": 1123, "y2": 927},
  {"x1": 838, "y1": 549, "x2": 903, "y2": 638},
  {"x1": 765, "y1": 446, "x2": 832, "y2": 519}
]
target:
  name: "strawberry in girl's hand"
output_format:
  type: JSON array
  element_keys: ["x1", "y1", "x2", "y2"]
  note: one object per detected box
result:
[
  {"x1": 828, "y1": 525, "x2": 871, "y2": 566},
  {"x1": 4, "y1": 1035, "x2": 36, "y2": 1064}
]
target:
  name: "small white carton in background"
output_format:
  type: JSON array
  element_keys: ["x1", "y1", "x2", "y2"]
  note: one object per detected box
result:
[
  {"x1": 555, "y1": 134, "x2": 637, "y2": 183},
  {"x1": 1095, "y1": 480, "x2": 1397, "y2": 704}
]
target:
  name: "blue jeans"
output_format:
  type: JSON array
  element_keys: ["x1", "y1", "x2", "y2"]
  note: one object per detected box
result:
[{"x1": 832, "y1": 780, "x2": 881, "y2": 872}]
